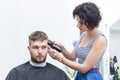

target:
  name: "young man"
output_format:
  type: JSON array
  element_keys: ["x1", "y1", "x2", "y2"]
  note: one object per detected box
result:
[{"x1": 5, "y1": 31, "x2": 70, "y2": 80}]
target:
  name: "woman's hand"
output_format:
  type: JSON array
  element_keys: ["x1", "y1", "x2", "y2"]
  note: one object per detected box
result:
[
  {"x1": 48, "y1": 47, "x2": 64, "y2": 62},
  {"x1": 52, "y1": 41, "x2": 63, "y2": 49}
]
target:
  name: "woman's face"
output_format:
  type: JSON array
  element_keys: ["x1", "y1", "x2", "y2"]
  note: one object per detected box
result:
[{"x1": 76, "y1": 16, "x2": 88, "y2": 32}]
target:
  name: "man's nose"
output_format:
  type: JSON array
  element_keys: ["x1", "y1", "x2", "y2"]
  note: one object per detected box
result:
[{"x1": 38, "y1": 48, "x2": 42, "y2": 53}]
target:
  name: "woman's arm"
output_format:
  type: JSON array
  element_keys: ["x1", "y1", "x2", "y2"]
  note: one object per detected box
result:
[
  {"x1": 63, "y1": 36, "x2": 107, "y2": 73},
  {"x1": 52, "y1": 41, "x2": 77, "y2": 60}
]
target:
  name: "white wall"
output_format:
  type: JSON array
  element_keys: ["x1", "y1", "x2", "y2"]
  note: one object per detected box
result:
[
  {"x1": 110, "y1": 31, "x2": 120, "y2": 65},
  {"x1": 0, "y1": 0, "x2": 79, "y2": 80},
  {"x1": 1, "y1": 0, "x2": 120, "y2": 80}
]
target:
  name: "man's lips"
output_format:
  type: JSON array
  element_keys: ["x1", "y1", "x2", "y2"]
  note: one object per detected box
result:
[{"x1": 36, "y1": 55, "x2": 43, "y2": 58}]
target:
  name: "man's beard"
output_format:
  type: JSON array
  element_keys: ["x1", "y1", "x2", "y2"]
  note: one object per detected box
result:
[{"x1": 31, "y1": 56, "x2": 46, "y2": 63}]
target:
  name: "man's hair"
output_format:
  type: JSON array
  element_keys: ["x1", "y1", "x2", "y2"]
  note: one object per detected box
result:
[
  {"x1": 73, "y1": 2, "x2": 102, "y2": 30},
  {"x1": 29, "y1": 31, "x2": 48, "y2": 45}
]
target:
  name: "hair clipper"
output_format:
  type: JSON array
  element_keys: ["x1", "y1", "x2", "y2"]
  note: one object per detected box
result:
[{"x1": 48, "y1": 40, "x2": 61, "y2": 53}]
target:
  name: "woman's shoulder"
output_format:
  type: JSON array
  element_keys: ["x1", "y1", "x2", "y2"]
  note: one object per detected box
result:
[{"x1": 93, "y1": 34, "x2": 107, "y2": 48}]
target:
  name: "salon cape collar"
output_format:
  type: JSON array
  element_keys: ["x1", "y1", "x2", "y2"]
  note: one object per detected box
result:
[{"x1": 29, "y1": 60, "x2": 46, "y2": 67}]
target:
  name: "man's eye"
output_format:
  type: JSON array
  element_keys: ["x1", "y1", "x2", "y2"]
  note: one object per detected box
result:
[
  {"x1": 32, "y1": 46, "x2": 39, "y2": 49},
  {"x1": 41, "y1": 46, "x2": 47, "y2": 49}
]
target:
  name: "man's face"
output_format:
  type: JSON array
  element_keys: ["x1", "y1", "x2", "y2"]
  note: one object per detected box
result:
[{"x1": 28, "y1": 40, "x2": 48, "y2": 63}]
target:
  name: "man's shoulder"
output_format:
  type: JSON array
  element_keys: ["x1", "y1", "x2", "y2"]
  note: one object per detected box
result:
[
  {"x1": 46, "y1": 63, "x2": 70, "y2": 80},
  {"x1": 13, "y1": 61, "x2": 29, "y2": 72},
  {"x1": 46, "y1": 63, "x2": 65, "y2": 73}
]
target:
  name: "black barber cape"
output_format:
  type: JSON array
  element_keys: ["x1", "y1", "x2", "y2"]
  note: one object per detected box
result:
[{"x1": 5, "y1": 62, "x2": 70, "y2": 80}]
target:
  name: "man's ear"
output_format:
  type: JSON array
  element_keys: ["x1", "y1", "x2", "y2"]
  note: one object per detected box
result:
[{"x1": 28, "y1": 46, "x2": 30, "y2": 50}]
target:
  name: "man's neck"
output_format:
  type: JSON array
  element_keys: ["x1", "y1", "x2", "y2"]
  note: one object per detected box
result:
[{"x1": 29, "y1": 60, "x2": 47, "y2": 67}]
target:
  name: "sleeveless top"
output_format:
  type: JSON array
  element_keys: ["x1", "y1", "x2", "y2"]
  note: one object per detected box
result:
[{"x1": 75, "y1": 32, "x2": 106, "y2": 68}]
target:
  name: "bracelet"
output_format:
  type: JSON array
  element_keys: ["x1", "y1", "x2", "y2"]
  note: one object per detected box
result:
[{"x1": 60, "y1": 56, "x2": 65, "y2": 63}]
